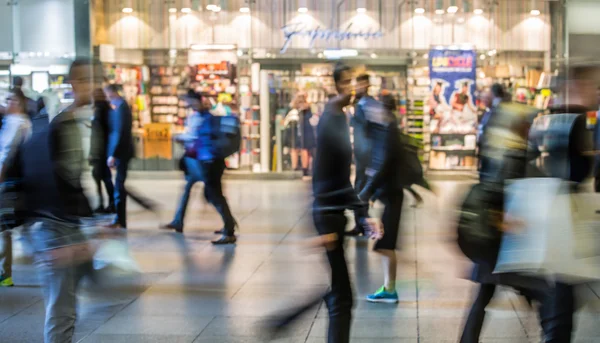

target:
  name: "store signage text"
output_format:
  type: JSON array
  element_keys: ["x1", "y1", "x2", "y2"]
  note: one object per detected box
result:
[
  {"x1": 431, "y1": 55, "x2": 474, "y2": 73},
  {"x1": 280, "y1": 22, "x2": 383, "y2": 54}
]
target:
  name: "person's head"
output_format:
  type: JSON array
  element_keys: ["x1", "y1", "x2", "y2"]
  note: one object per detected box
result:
[
  {"x1": 490, "y1": 83, "x2": 505, "y2": 100},
  {"x1": 12, "y1": 76, "x2": 24, "y2": 89},
  {"x1": 355, "y1": 74, "x2": 370, "y2": 99},
  {"x1": 94, "y1": 88, "x2": 108, "y2": 103},
  {"x1": 291, "y1": 92, "x2": 307, "y2": 110},
  {"x1": 380, "y1": 93, "x2": 397, "y2": 113},
  {"x1": 462, "y1": 82, "x2": 469, "y2": 93},
  {"x1": 184, "y1": 90, "x2": 211, "y2": 112},
  {"x1": 104, "y1": 84, "x2": 122, "y2": 102},
  {"x1": 433, "y1": 82, "x2": 442, "y2": 95},
  {"x1": 68, "y1": 58, "x2": 102, "y2": 106},
  {"x1": 6, "y1": 88, "x2": 27, "y2": 115},
  {"x1": 333, "y1": 63, "x2": 353, "y2": 101}
]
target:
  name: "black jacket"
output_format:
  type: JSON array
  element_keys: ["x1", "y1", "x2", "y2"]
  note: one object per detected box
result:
[
  {"x1": 107, "y1": 99, "x2": 134, "y2": 160},
  {"x1": 19, "y1": 107, "x2": 92, "y2": 221},
  {"x1": 312, "y1": 96, "x2": 367, "y2": 224},
  {"x1": 90, "y1": 100, "x2": 111, "y2": 162}
]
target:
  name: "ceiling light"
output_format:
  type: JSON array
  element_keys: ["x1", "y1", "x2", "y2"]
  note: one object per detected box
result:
[
  {"x1": 357, "y1": 0, "x2": 366, "y2": 13},
  {"x1": 435, "y1": 9, "x2": 444, "y2": 15},
  {"x1": 370, "y1": 53, "x2": 378, "y2": 59},
  {"x1": 169, "y1": 8, "x2": 177, "y2": 13},
  {"x1": 122, "y1": 0, "x2": 133, "y2": 13},
  {"x1": 122, "y1": 7, "x2": 133, "y2": 13},
  {"x1": 415, "y1": 8, "x2": 425, "y2": 14},
  {"x1": 181, "y1": 7, "x2": 191, "y2": 13},
  {"x1": 206, "y1": 4, "x2": 216, "y2": 11},
  {"x1": 181, "y1": 0, "x2": 191, "y2": 13},
  {"x1": 357, "y1": 8, "x2": 366, "y2": 13},
  {"x1": 530, "y1": 9, "x2": 540, "y2": 16},
  {"x1": 474, "y1": 9, "x2": 483, "y2": 15},
  {"x1": 240, "y1": 7, "x2": 250, "y2": 13},
  {"x1": 480, "y1": 54, "x2": 486, "y2": 60},
  {"x1": 298, "y1": 7, "x2": 308, "y2": 13},
  {"x1": 447, "y1": 6, "x2": 458, "y2": 14}
]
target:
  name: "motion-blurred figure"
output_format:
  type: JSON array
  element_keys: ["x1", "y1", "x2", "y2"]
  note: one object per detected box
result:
[
  {"x1": 354, "y1": 87, "x2": 406, "y2": 304},
  {"x1": 346, "y1": 74, "x2": 373, "y2": 237},
  {"x1": 104, "y1": 84, "x2": 134, "y2": 229},
  {"x1": 90, "y1": 88, "x2": 115, "y2": 214},
  {"x1": 19, "y1": 59, "x2": 96, "y2": 343},
  {"x1": 478, "y1": 83, "x2": 506, "y2": 181},
  {"x1": 12, "y1": 76, "x2": 38, "y2": 119},
  {"x1": 0, "y1": 88, "x2": 32, "y2": 288}
]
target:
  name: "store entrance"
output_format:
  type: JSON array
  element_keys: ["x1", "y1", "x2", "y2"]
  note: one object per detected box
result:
[{"x1": 261, "y1": 62, "x2": 408, "y2": 174}]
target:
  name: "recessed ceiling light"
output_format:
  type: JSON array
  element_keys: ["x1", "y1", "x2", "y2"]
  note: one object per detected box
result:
[
  {"x1": 122, "y1": 7, "x2": 133, "y2": 13},
  {"x1": 447, "y1": 6, "x2": 458, "y2": 14},
  {"x1": 474, "y1": 9, "x2": 483, "y2": 15},
  {"x1": 168, "y1": 8, "x2": 177, "y2": 13},
  {"x1": 435, "y1": 9, "x2": 445, "y2": 15},
  {"x1": 240, "y1": 7, "x2": 250, "y2": 13},
  {"x1": 298, "y1": 7, "x2": 308, "y2": 13},
  {"x1": 357, "y1": 8, "x2": 366, "y2": 13},
  {"x1": 530, "y1": 9, "x2": 540, "y2": 16},
  {"x1": 415, "y1": 8, "x2": 425, "y2": 14},
  {"x1": 181, "y1": 7, "x2": 191, "y2": 13}
]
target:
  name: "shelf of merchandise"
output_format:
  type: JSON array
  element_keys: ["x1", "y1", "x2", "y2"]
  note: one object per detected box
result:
[
  {"x1": 406, "y1": 79, "x2": 430, "y2": 165},
  {"x1": 428, "y1": 131, "x2": 478, "y2": 171},
  {"x1": 149, "y1": 66, "x2": 188, "y2": 126}
]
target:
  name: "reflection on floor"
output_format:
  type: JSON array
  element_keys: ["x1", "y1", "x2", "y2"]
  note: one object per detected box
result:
[{"x1": 1, "y1": 178, "x2": 599, "y2": 343}]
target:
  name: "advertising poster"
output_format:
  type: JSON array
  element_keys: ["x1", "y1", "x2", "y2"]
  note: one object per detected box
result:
[{"x1": 428, "y1": 49, "x2": 477, "y2": 134}]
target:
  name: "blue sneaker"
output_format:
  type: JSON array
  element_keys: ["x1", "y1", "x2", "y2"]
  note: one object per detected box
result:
[{"x1": 366, "y1": 286, "x2": 398, "y2": 303}]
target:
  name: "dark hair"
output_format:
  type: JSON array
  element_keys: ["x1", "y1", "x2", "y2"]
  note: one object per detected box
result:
[
  {"x1": 356, "y1": 74, "x2": 370, "y2": 83},
  {"x1": 185, "y1": 89, "x2": 202, "y2": 102},
  {"x1": 12, "y1": 76, "x2": 24, "y2": 88},
  {"x1": 8, "y1": 88, "x2": 27, "y2": 113},
  {"x1": 463, "y1": 82, "x2": 469, "y2": 88},
  {"x1": 68, "y1": 58, "x2": 102, "y2": 82},
  {"x1": 105, "y1": 83, "x2": 121, "y2": 94},
  {"x1": 333, "y1": 62, "x2": 352, "y2": 85},
  {"x1": 380, "y1": 94, "x2": 397, "y2": 113},
  {"x1": 490, "y1": 83, "x2": 505, "y2": 99}
]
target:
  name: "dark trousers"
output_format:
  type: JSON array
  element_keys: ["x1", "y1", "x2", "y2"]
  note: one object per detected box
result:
[
  {"x1": 91, "y1": 162, "x2": 114, "y2": 208},
  {"x1": 460, "y1": 282, "x2": 574, "y2": 343},
  {"x1": 314, "y1": 210, "x2": 353, "y2": 343},
  {"x1": 202, "y1": 160, "x2": 235, "y2": 235},
  {"x1": 113, "y1": 159, "x2": 129, "y2": 228}
]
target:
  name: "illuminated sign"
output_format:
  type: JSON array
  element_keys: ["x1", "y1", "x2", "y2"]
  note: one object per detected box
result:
[{"x1": 280, "y1": 22, "x2": 383, "y2": 54}]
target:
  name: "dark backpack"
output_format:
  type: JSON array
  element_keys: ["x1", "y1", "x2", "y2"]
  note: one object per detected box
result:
[
  {"x1": 210, "y1": 115, "x2": 241, "y2": 159},
  {"x1": 456, "y1": 183, "x2": 502, "y2": 263},
  {"x1": 397, "y1": 132, "x2": 424, "y2": 187}
]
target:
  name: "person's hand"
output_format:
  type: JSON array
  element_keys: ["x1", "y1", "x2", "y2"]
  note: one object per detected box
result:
[
  {"x1": 304, "y1": 233, "x2": 339, "y2": 251},
  {"x1": 500, "y1": 214, "x2": 526, "y2": 233},
  {"x1": 107, "y1": 156, "x2": 116, "y2": 168},
  {"x1": 364, "y1": 218, "x2": 384, "y2": 240}
]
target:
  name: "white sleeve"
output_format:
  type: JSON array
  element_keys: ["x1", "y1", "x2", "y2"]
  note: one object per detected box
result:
[{"x1": 0, "y1": 120, "x2": 27, "y2": 176}]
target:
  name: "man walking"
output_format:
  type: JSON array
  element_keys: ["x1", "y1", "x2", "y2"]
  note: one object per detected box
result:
[{"x1": 104, "y1": 84, "x2": 134, "y2": 229}]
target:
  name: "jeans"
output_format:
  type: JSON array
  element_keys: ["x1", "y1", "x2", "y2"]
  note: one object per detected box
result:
[
  {"x1": 91, "y1": 162, "x2": 114, "y2": 209},
  {"x1": 314, "y1": 210, "x2": 353, "y2": 343},
  {"x1": 0, "y1": 230, "x2": 11, "y2": 279},
  {"x1": 113, "y1": 159, "x2": 129, "y2": 227},
  {"x1": 172, "y1": 158, "x2": 204, "y2": 229},
  {"x1": 26, "y1": 219, "x2": 93, "y2": 343},
  {"x1": 202, "y1": 160, "x2": 236, "y2": 235}
]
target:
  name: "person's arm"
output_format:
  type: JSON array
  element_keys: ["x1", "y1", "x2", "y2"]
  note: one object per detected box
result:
[
  {"x1": 49, "y1": 115, "x2": 84, "y2": 190},
  {"x1": 357, "y1": 103, "x2": 395, "y2": 201},
  {"x1": 0, "y1": 120, "x2": 27, "y2": 181},
  {"x1": 107, "y1": 105, "x2": 123, "y2": 164}
]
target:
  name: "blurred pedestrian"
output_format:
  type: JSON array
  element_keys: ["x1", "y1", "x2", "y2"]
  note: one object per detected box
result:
[
  {"x1": 354, "y1": 90, "x2": 406, "y2": 304},
  {"x1": 12, "y1": 76, "x2": 38, "y2": 119},
  {"x1": 283, "y1": 92, "x2": 315, "y2": 176},
  {"x1": 104, "y1": 84, "x2": 134, "y2": 229},
  {"x1": 90, "y1": 88, "x2": 115, "y2": 214},
  {"x1": 0, "y1": 88, "x2": 32, "y2": 287},
  {"x1": 478, "y1": 83, "x2": 506, "y2": 181},
  {"x1": 345, "y1": 74, "x2": 373, "y2": 237},
  {"x1": 19, "y1": 58, "x2": 96, "y2": 343}
]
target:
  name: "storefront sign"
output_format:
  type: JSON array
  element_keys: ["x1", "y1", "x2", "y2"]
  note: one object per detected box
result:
[
  {"x1": 428, "y1": 48, "x2": 477, "y2": 134},
  {"x1": 280, "y1": 22, "x2": 383, "y2": 53}
]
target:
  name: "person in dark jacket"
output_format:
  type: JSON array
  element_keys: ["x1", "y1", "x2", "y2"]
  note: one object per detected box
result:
[
  {"x1": 354, "y1": 90, "x2": 406, "y2": 303},
  {"x1": 104, "y1": 84, "x2": 134, "y2": 229},
  {"x1": 19, "y1": 58, "x2": 96, "y2": 343},
  {"x1": 90, "y1": 88, "x2": 115, "y2": 213},
  {"x1": 162, "y1": 90, "x2": 237, "y2": 245},
  {"x1": 345, "y1": 74, "x2": 373, "y2": 236},
  {"x1": 12, "y1": 76, "x2": 38, "y2": 119}
]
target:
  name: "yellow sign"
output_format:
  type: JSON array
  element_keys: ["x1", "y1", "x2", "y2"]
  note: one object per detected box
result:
[{"x1": 143, "y1": 123, "x2": 172, "y2": 159}]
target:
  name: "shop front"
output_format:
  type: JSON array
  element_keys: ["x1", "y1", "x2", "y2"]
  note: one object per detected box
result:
[{"x1": 94, "y1": 0, "x2": 555, "y2": 175}]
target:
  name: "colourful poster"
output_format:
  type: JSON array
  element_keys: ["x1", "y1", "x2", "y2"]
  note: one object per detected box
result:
[{"x1": 428, "y1": 49, "x2": 477, "y2": 134}]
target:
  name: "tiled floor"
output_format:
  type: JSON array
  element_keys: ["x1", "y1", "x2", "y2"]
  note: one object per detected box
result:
[{"x1": 1, "y1": 177, "x2": 599, "y2": 343}]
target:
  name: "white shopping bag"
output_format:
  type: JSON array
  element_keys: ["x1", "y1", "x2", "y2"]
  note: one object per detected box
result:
[
  {"x1": 494, "y1": 178, "x2": 600, "y2": 283},
  {"x1": 93, "y1": 240, "x2": 141, "y2": 275}
]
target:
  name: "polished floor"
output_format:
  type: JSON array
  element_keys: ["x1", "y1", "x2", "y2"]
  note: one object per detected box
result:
[{"x1": 1, "y1": 177, "x2": 600, "y2": 343}]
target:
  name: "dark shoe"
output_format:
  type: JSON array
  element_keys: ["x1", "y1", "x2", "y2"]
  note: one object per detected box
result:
[
  {"x1": 93, "y1": 206, "x2": 105, "y2": 214},
  {"x1": 105, "y1": 204, "x2": 116, "y2": 214},
  {"x1": 345, "y1": 227, "x2": 365, "y2": 236},
  {"x1": 213, "y1": 228, "x2": 225, "y2": 235},
  {"x1": 160, "y1": 222, "x2": 183, "y2": 233},
  {"x1": 211, "y1": 235, "x2": 237, "y2": 245}
]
